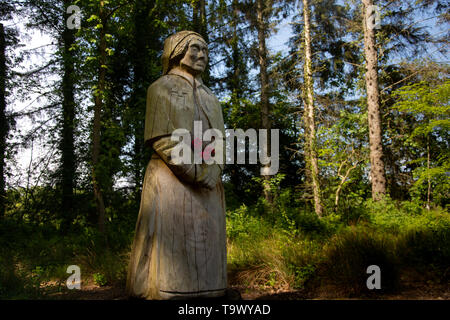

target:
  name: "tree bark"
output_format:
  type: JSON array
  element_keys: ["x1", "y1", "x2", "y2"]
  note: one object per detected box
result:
[
  {"x1": 199, "y1": 0, "x2": 207, "y2": 41},
  {"x1": 130, "y1": 0, "x2": 158, "y2": 198},
  {"x1": 231, "y1": 0, "x2": 242, "y2": 98},
  {"x1": 0, "y1": 24, "x2": 6, "y2": 219},
  {"x1": 256, "y1": 0, "x2": 272, "y2": 204},
  {"x1": 231, "y1": 0, "x2": 239, "y2": 94},
  {"x1": 61, "y1": 1, "x2": 76, "y2": 224},
  {"x1": 192, "y1": 0, "x2": 207, "y2": 40},
  {"x1": 192, "y1": 0, "x2": 199, "y2": 33},
  {"x1": 362, "y1": 0, "x2": 386, "y2": 201},
  {"x1": 426, "y1": 134, "x2": 431, "y2": 210},
  {"x1": 334, "y1": 160, "x2": 359, "y2": 212},
  {"x1": 131, "y1": 1, "x2": 146, "y2": 194},
  {"x1": 302, "y1": 0, "x2": 323, "y2": 216},
  {"x1": 92, "y1": 1, "x2": 107, "y2": 233},
  {"x1": 193, "y1": 0, "x2": 210, "y2": 86}
]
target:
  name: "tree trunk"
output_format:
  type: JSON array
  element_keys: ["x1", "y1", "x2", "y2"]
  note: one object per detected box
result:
[
  {"x1": 256, "y1": 0, "x2": 272, "y2": 204},
  {"x1": 231, "y1": 0, "x2": 241, "y2": 98},
  {"x1": 0, "y1": 24, "x2": 6, "y2": 219},
  {"x1": 362, "y1": 0, "x2": 386, "y2": 201},
  {"x1": 426, "y1": 134, "x2": 431, "y2": 210},
  {"x1": 192, "y1": 0, "x2": 210, "y2": 86},
  {"x1": 192, "y1": 0, "x2": 199, "y2": 33},
  {"x1": 131, "y1": 1, "x2": 145, "y2": 195},
  {"x1": 192, "y1": 0, "x2": 207, "y2": 40},
  {"x1": 92, "y1": 1, "x2": 107, "y2": 233},
  {"x1": 130, "y1": 0, "x2": 157, "y2": 199},
  {"x1": 199, "y1": 0, "x2": 207, "y2": 41},
  {"x1": 61, "y1": 1, "x2": 76, "y2": 225},
  {"x1": 334, "y1": 161, "x2": 358, "y2": 212},
  {"x1": 302, "y1": 0, "x2": 323, "y2": 217}
]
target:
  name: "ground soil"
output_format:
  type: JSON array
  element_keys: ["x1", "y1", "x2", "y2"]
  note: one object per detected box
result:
[{"x1": 45, "y1": 269, "x2": 449, "y2": 300}]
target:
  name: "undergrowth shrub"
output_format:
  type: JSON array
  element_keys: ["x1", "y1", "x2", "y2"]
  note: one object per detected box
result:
[
  {"x1": 0, "y1": 219, "x2": 131, "y2": 299},
  {"x1": 293, "y1": 211, "x2": 344, "y2": 238},
  {"x1": 321, "y1": 226, "x2": 399, "y2": 296},
  {"x1": 397, "y1": 226, "x2": 450, "y2": 279},
  {"x1": 282, "y1": 238, "x2": 323, "y2": 289},
  {"x1": 226, "y1": 203, "x2": 325, "y2": 290},
  {"x1": 364, "y1": 197, "x2": 448, "y2": 234},
  {"x1": 0, "y1": 250, "x2": 24, "y2": 298},
  {"x1": 93, "y1": 273, "x2": 108, "y2": 286},
  {"x1": 0, "y1": 248, "x2": 49, "y2": 299},
  {"x1": 226, "y1": 204, "x2": 271, "y2": 242},
  {"x1": 2, "y1": 189, "x2": 448, "y2": 299},
  {"x1": 77, "y1": 247, "x2": 129, "y2": 286},
  {"x1": 294, "y1": 211, "x2": 326, "y2": 235},
  {"x1": 365, "y1": 198, "x2": 450, "y2": 274},
  {"x1": 227, "y1": 232, "x2": 322, "y2": 290}
]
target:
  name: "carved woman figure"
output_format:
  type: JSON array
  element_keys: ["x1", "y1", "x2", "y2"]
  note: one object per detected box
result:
[{"x1": 126, "y1": 31, "x2": 227, "y2": 299}]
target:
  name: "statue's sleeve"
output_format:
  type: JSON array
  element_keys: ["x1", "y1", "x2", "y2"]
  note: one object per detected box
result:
[
  {"x1": 144, "y1": 78, "x2": 175, "y2": 145},
  {"x1": 145, "y1": 77, "x2": 222, "y2": 189},
  {"x1": 152, "y1": 136, "x2": 222, "y2": 189}
]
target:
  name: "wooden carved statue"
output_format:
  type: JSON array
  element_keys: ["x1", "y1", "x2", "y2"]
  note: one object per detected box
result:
[{"x1": 126, "y1": 31, "x2": 227, "y2": 299}]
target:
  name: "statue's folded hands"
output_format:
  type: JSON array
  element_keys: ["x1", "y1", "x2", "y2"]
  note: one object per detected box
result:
[
  {"x1": 152, "y1": 136, "x2": 221, "y2": 189},
  {"x1": 196, "y1": 162, "x2": 221, "y2": 189}
]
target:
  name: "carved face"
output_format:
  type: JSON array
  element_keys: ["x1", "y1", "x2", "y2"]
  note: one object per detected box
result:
[{"x1": 180, "y1": 37, "x2": 208, "y2": 75}]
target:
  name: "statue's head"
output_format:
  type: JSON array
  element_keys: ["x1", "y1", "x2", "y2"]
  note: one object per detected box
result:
[{"x1": 162, "y1": 31, "x2": 208, "y2": 76}]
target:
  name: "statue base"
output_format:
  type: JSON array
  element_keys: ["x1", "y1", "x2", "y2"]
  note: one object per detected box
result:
[{"x1": 163, "y1": 288, "x2": 226, "y2": 300}]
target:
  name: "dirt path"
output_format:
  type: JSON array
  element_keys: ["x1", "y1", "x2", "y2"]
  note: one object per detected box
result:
[{"x1": 45, "y1": 279, "x2": 449, "y2": 300}]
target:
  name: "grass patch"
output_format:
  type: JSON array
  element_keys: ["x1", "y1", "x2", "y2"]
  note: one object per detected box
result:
[
  {"x1": 1, "y1": 198, "x2": 448, "y2": 299},
  {"x1": 226, "y1": 200, "x2": 449, "y2": 298},
  {"x1": 320, "y1": 226, "x2": 399, "y2": 296},
  {"x1": 0, "y1": 220, "x2": 131, "y2": 299}
]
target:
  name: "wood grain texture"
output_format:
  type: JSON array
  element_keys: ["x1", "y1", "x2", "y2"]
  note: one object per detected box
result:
[
  {"x1": 126, "y1": 158, "x2": 227, "y2": 299},
  {"x1": 128, "y1": 32, "x2": 227, "y2": 300}
]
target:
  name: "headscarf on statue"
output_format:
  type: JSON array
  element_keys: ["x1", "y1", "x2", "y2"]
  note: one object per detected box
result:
[
  {"x1": 162, "y1": 31, "x2": 205, "y2": 75},
  {"x1": 144, "y1": 31, "x2": 225, "y2": 148}
]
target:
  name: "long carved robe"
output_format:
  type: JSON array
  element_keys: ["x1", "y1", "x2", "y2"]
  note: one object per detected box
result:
[{"x1": 126, "y1": 69, "x2": 227, "y2": 299}]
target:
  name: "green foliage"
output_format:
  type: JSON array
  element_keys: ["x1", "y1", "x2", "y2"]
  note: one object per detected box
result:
[
  {"x1": 226, "y1": 204, "x2": 271, "y2": 242},
  {"x1": 226, "y1": 192, "x2": 450, "y2": 295},
  {"x1": 398, "y1": 227, "x2": 450, "y2": 279},
  {"x1": 392, "y1": 78, "x2": 450, "y2": 207},
  {"x1": 0, "y1": 215, "x2": 131, "y2": 298},
  {"x1": 323, "y1": 227, "x2": 399, "y2": 295},
  {"x1": 281, "y1": 239, "x2": 322, "y2": 289},
  {"x1": 317, "y1": 109, "x2": 369, "y2": 213},
  {"x1": 1, "y1": 185, "x2": 449, "y2": 298},
  {"x1": 393, "y1": 80, "x2": 449, "y2": 138},
  {"x1": 365, "y1": 197, "x2": 450, "y2": 234},
  {"x1": 290, "y1": 264, "x2": 316, "y2": 289},
  {"x1": 93, "y1": 273, "x2": 107, "y2": 286}
]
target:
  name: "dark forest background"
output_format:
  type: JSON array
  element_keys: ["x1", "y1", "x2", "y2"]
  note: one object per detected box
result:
[{"x1": 0, "y1": 0, "x2": 448, "y2": 299}]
